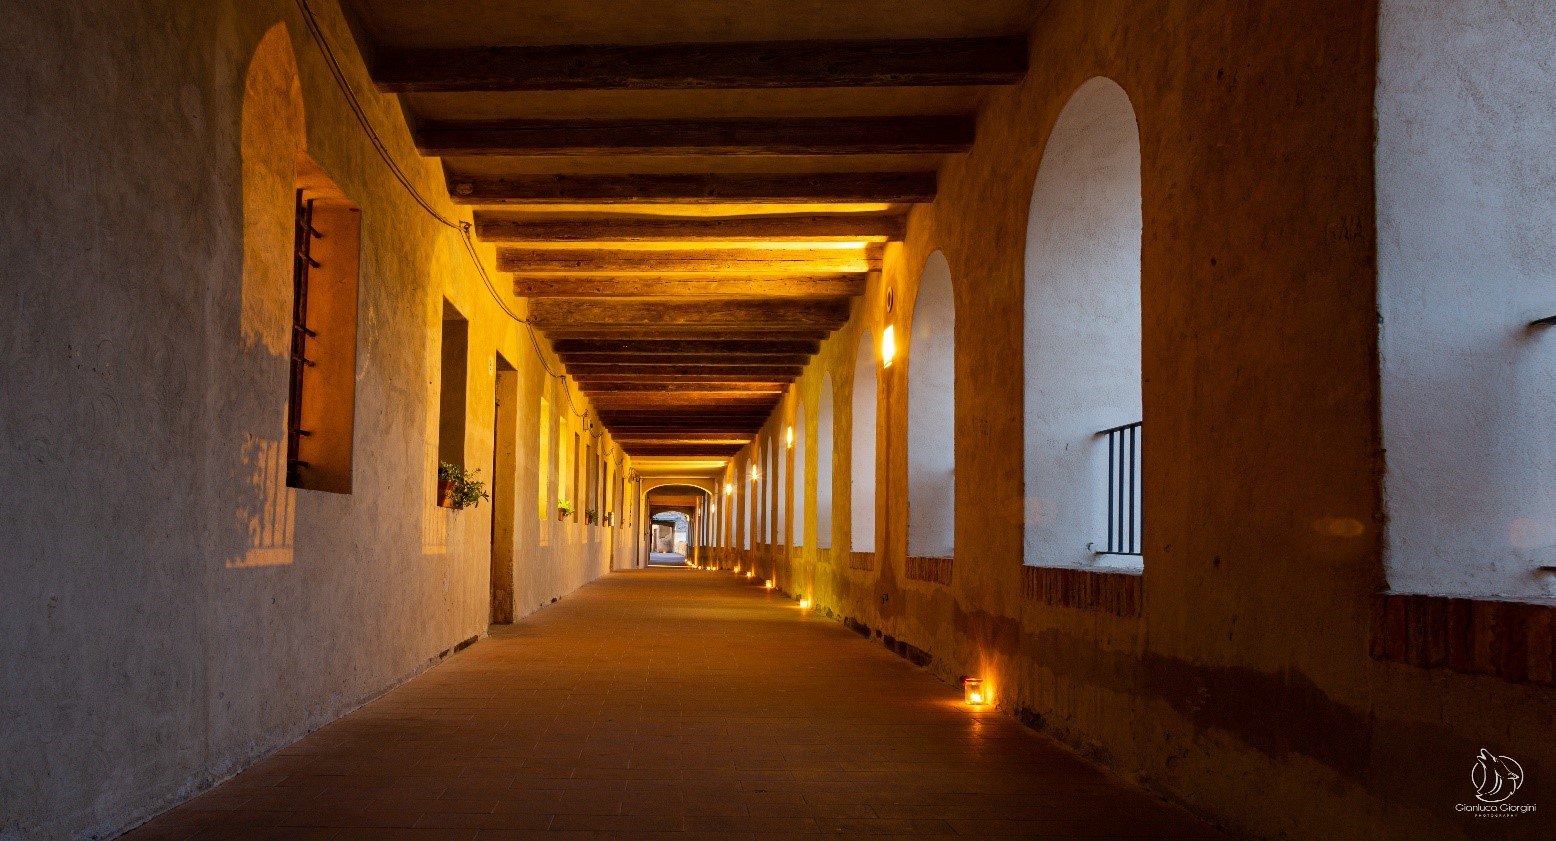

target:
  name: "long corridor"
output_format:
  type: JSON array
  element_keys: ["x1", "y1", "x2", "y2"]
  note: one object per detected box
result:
[{"x1": 125, "y1": 570, "x2": 1222, "y2": 840}]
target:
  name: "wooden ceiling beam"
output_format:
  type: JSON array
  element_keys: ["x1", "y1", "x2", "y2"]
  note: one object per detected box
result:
[
  {"x1": 562, "y1": 353, "x2": 810, "y2": 366},
  {"x1": 570, "y1": 363, "x2": 803, "y2": 378},
  {"x1": 417, "y1": 116, "x2": 973, "y2": 157},
  {"x1": 579, "y1": 381, "x2": 784, "y2": 393},
  {"x1": 501, "y1": 248, "x2": 879, "y2": 274},
  {"x1": 474, "y1": 213, "x2": 904, "y2": 243},
  {"x1": 373, "y1": 37, "x2": 1027, "y2": 93},
  {"x1": 544, "y1": 328, "x2": 833, "y2": 342},
  {"x1": 530, "y1": 297, "x2": 850, "y2": 328},
  {"x1": 513, "y1": 274, "x2": 865, "y2": 298},
  {"x1": 555, "y1": 339, "x2": 819, "y2": 355},
  {"x1": 448, "y1": 172, "x2": 935, "y2": 204}
]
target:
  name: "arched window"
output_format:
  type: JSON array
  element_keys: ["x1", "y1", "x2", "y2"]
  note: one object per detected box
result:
[
  {"x1": 817, "y1": 374, "x2": 836, "y2": 549},
  {"x1": 740, "y1": 457, "x2": 751, "y2": 551},
  {"x1": 747, "y1": 452, "x2": 758, "y2": 551},
  {"x1": 774, "y1": 426, "x2": 786, "y2": 545},
  {"x1": 793, "y1": 404, "x2": 808, "y2": 547},
  {"x1": 907, "y1": 251, "x2": 956, "y2": 558},
  {"x1": 1022, "y1": 77, "x2": 1143, "y2": 571},
  {"x1": 1378, "y1": 0, "x2": 1556, "y2": 600},
  {"x1": 851, "y1": 331, "x2": 878, "y2": 553}
]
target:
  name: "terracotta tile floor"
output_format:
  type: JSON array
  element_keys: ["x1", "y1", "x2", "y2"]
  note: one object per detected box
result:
[{"x1": 124, "y1": 569, "x2": 1224, "y2": 840}]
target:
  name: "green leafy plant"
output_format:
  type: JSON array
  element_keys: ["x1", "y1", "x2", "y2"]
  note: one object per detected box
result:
[
  {"x1": 585, "y1": 508, "x2": 599, "y2": 525},
  {"x1": 438, "y1": 462, "x2": 490, "y2": 510},
  {"x1": 557, "y1": 499, "x2": 576, "y2": 519}
]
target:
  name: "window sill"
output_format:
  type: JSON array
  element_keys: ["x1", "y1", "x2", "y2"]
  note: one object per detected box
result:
[
  {"x1": 905, "y1": 556, "x2": 953, "y2": 585},
  {"x1": 1021, "y1": 565, "x2": 1143, "y2": 617},
  {"x1": 1370, "y1": 592, "x2": 1556, "y2": 685}
]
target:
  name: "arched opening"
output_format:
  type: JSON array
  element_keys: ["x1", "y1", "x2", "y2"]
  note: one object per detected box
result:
[
  {"x1": 851, "y1": 331, "x2": 878, "y2": 553},
  {"x1": 817, "y1": 374, "x2": 836, "y2": 549},
  {"x1": 907, "y1": 251, "x2": 956, "y2": 558},
  {"x1": 643, "y1": 483, "x2": 711, "y2": 567},
  {"x1": 1022, "y1": 76, "x2": 1143, "y2": 571},
  {"x1": 793, "y1": 403, "x2": 808, "y2": 547},
  {"x1": 776, "y1": 419, "x2": 787, "y2": 546}
]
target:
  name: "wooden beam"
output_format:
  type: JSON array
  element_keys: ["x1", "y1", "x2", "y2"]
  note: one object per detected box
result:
[
  {"x1": 611, "y1": 432, "x2": 753, "y2": 441},
  {"x1": 579, "y1": 381, "x2": 785, "y2": 393},
  {"x1": 448, "y1": 172, "x2": 936, "y2": 204},
  {"x1": 417, "y1": 116, "x2": 973, "y2": 157},
  {"x1": 513, "y1": 274, "x2": 865, "y2": 298},
  {"x1": 373, "y1": 37, "x2": 1027, "y2": 92},
  {"x1": 556, "y1": 339, "x2": 819, "y2": 355},
  {"x1": 531, "y1": 298, "x2": 850, "y2": 328},
  {"x1": 570, "y1": 363, "x2": 803, "y2": 378},
  {"x1": 572, "y1": 372, "x2": 796, "y2": 383},
  {"x1": 475, "y1": 213, "x2": 904, "y2": 243},
  {"x1": 621, "y1": 444, "x2": 745, "y2": 454},
  {"x1": 544, "y1": 328, "x2": 834, "y2": 342},
  {"x1": 562, "y1": 353, "x2": 810, "y2": 366},
  {"x1": 501, "y1": 248, "x2": 879, "y2": 274}
]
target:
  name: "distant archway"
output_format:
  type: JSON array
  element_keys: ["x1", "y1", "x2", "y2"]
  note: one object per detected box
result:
[{"x1": 907, "y1": 251, "x2": 956, "y2": 558}]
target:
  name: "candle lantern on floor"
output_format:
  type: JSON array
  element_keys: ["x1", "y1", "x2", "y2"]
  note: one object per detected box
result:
[{"x1": 963, "y1": 677, "x2": 987, "y2": 706}]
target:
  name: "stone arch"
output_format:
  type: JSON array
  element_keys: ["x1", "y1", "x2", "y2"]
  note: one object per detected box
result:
[
  {"x1": 1021, "y1": 76, "x2": 1143, "y2": 570},
  {"x1": 817, "y1": 373, "x2": 836, "y2": 549},
  {"x1": 793, "y1": 398, "x2": 808, "y2": 547},
  {"x1": 906, "y1": 251, "x2": 956, "y2": 558},
  {"x1": 851, "y1": 330, "x2": 878, "y2": 553}
]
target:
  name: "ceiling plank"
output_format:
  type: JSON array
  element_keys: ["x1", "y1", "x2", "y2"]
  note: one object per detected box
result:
[
  {"x1": 373, "y1": 37, "x2": 1027, "y2": 93},
  {"x1": 555, "y1": 339, "x2": 819, "y2": 355},
  {"x1": 501, "y1": 248, "x2": 878, "y2": 274},
  {"x1": 514, "y1": 275, "x2": 865, "y2": 298},
  {"x1": 574, "y1": 375, "x2": 795, "y2": 386},
  {"x1": 417, "y1": 116, "x2": 973, "y2": 157},
  {"x1": 571, "y1": 363, "x2": 804, "y2": 377},
  {"x1": 579, "y1": 381, "x2": 785, "y2": 393},
  {"x1": 544, "y1": 328, "x2": 833, "y2": 342},
  {"x1": 475, "y1": 213, "x2": 904, "y2": 243},
  {"x1": 562, "y1": 353, "x2": 811, "y2": 366},
  {"x1": 448, "y1": 172, "x2": 935, "y2": 204},
  {"x1": 530, "y1": 297, "x2": 850, "y2": 328}
]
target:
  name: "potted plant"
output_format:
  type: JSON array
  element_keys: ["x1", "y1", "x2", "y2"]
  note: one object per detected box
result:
[
  {"x1": 603, "y1": 512, "x2": 614, "y2": 526},
  {"x1": 437, "y1": 462, "x2": 490, "y2": 510},
  {"x1": 585, "y1": 508, "x2": 599, "y2": 525},
  {"x1": 556, "y1": 499, "x2": 575, "y2": 521}
]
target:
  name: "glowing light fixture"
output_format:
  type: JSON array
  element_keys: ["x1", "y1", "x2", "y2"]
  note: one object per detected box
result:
[
  {"x1": 734, "y1": 565, "x2": 742, "y2": 573},
  {"x1": 799, "y1": 597, "x2": 811, "y2": 609},
  {"x1": 749, "y1": 464, "x2": 760, "y2": 482},
  {"x1": 746, "y1": 571, "x2": 754, "y2": 579},
  {"x1": 962, "y1": 677, "x2": 987, "y2": 706},
  {"x1": 786, "y1": 426, "x2": 794, "y2": 449},
  {"x1": 764, "y1": 579, "x2": 775, "y2": 590},
  {"x1": 724, "y1": 482, "x2": 733, "y2": 496},
  {"x1": 881, "y1": 324, "x2": 897, "y2": 368}
]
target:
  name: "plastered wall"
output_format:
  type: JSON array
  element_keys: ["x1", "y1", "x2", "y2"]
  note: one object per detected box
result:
[
  {"x1": 736, "y1": 2, "x2": 1555, "y2": 838},
  {"x1": 0, "y1": 2, "x2": 631, "y2": 838}
]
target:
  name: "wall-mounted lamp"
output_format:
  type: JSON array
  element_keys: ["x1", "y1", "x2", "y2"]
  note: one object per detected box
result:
[
  {"x1": 724, "y1": 482, "x2": 733, "y2": 496},
  {"x1": 881, "y1": 324, "x2": 897, "y2": 368},
  {"x1": 786, "y1": 425, "x2": 794, "y2": 449},
  {"x1": 749, "y1": 464, "x2": 760, "y2": 482},
  {"x1": 962, "y1": 677, "x2": 987, "y2": 706}
]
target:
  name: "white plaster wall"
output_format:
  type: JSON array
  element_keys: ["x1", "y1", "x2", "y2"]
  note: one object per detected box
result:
[
  {"x1": 1378, "y1": 0, "x2": 1556, "y2": 599},
  {"x1": 1021, "y1": 77, "x2": 1143, "y2": 571},
  {"x1": 0, "y1": 3, "x2": 623, "y2": 838},
  {"x1": 851, "y1": 331, "x2": 878, "y2": 553},
  {"x1": 817, "y1": 374, "x2": 835, "y2": 549},
  {"x1": 775, "y1": 427, "x2": 786, "y2": 545},
  {"x1": 907, "y1": 251, "x2": 956, "y2": 557}
]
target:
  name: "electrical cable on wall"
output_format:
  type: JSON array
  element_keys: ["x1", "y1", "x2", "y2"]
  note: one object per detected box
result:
[{"x1": 293, "y1": 0, "x2": 601, "y2": 433}]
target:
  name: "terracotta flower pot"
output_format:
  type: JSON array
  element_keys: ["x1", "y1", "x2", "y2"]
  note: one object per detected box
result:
[{"x1": 437, "y1": 479, "x2": 455, "y2": 508}]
